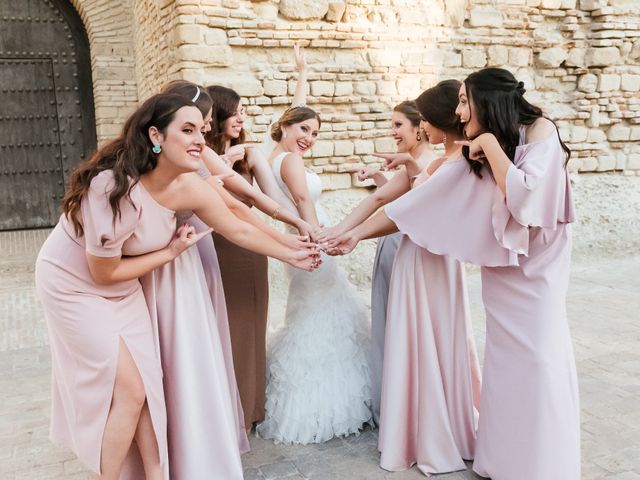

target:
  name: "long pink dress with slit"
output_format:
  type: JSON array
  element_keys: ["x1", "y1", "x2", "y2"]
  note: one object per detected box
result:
[
  {"x1": 35, "y1": 170, "x2": 172, "y2": 477},
  {"x1": 379, "y1": 164, "x2": 482, "y2": 476},
  {"x1": 385, "y1": 128, "x2": 580, "y2": 480},
  {"x1": 136, "y1": 166, "x2": 248, "y2": 480}
]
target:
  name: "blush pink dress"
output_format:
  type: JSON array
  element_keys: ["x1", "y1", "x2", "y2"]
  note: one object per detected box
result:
[
  {"x1": 35, "y1": 170, "x2": 172, "y2": 477},
  {"x1": 385, "y1": 128, "x2": 580, "y2": 480},
  {"x1": 379, "y1": 163, "x2": 482, "y2": 476},
  {"x1": 135, "y1": 166, "x2": 248, "y2": 479}
]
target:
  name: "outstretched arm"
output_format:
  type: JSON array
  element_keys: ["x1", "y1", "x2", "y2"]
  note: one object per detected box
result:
[
  {"x1": 318, "y1": 169, "x2": 410, "y2": 241},
  {"x1": 202, "y1": 147, "x2": 312, "y2": 236},
  {"x1": 325, "y1": 210, "x2": 398, "y2": 256},
  {"x1": 182, "y1": 174, "x2": 318, "y2": 270}
]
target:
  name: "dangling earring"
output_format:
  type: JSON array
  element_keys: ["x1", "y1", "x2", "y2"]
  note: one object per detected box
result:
[
  {"x1": 152, "y1": 144, "x2": 162, "y2": 154},
  {"x1": 283, "y1": 131, "x2": 288, "y2": 140},
  {"x1": 416, "y1": 131, "x2": 421, "y2": 142}
]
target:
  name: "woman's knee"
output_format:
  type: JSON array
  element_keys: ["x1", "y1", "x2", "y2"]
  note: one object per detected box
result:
[{"x1": 113, "y1": 341, "x2": 147, "y2": 412}]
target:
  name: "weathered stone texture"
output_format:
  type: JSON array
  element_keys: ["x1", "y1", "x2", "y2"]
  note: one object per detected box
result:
[{"x1": 72, "y1": 0, "x2": 640, "y2": 180}]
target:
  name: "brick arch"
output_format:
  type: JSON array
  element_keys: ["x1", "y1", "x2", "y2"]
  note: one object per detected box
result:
[{"x1": 66, "y1": 0, "x2": 139, "y2": 143}]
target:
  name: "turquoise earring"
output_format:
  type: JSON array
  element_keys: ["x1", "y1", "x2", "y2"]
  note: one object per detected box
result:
[{"x1": 152, "y1": 144, "x2": 162, "y2": 154}]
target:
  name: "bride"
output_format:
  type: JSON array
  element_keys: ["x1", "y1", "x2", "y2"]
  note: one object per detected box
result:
[{"x1": 256, "y1": 49, "x2": 372, "y2": 444}]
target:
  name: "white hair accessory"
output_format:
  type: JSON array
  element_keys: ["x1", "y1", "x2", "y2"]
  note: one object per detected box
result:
[{"x1": 192, "y1": 86, "x2": 201, "y2": 102}]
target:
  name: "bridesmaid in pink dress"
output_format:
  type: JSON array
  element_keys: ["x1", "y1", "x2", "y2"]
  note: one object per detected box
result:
[
  {"x1": 330, "y1": 69, "x2": 580, "y2": 479},
  {"x1": 456, "y1": 68, "x2": 579, "y2": 480},
  {"x1": 326, "y1": 80, "x2": 481, "y2": 476},
  {"x1": 36, "y1": 93, "x2": 319, "y2": 480}
]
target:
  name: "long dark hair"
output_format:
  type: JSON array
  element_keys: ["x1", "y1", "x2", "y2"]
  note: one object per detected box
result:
[
  {"x1": 205, "y1": 85, "x2": 245, "y2": 153},
  {"x1": 463, "y1": 68, "x2": 571, "y2": 176},
  {"x1": 62, "y1": 93, "x2": 195, "y2": 236},
  {"x1": 161, "y1": 80, "x2": 213, "y2": 119}
]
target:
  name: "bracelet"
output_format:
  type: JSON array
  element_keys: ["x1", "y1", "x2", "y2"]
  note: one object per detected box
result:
[{"x1": 271, "y1": 206, "x2": 281, "y2": 220}]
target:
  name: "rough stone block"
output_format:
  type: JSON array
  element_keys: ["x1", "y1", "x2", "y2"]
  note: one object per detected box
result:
[
  {"x1": 579, "y1": 0, "x2": 607, "y2": 9},
  {"x1": 621, "y1": 74, "x2": 640, "y2": 92},
  {"x1": 177, "y1": 44, "x2": 232, "y2": 66},
  {"x1": 462, "y1": 48, "x2": 487, "y2": 68},
  {"x1": 311, "y1": 140, "x2": 334, "y2": 157},
  {"x1": 585, "y1": 47, "x2": 621, "y2": 67},
  {"x1": 541, "y1": 0, "x2": 562, "y2": 6},
  {"x1": 578, "y1": 74, "x2": 598, "y2": 93},
  {"x1": 598, "y1": 74, "x2": 621, "y2": 92},
  {"x1": 222, "y1": 76, "x2": 263, "y2": 97},
  {"x1": 320, "y1": 173, "x2": 351, "y2": 190},
  {"x1": 334, "y1": 82, "x2": 353, "y2": 96},
  {"x1": 608, "y1": 124, "x2": 631, "y2": 141},
  {"x1": 397, "y1": 77, "x2": 421, "y2": 96},
  {"x1": 374, "y1": 137, "x2": 396, "y2": 153},
  {"x1": 588, "y1": 128, "x2": 606, "y2": 143},
  {"x1": 310, "y1": 81, "x2": 335, "y2": 96},
  {"x1": 630, "y1": 127, "x2": 640, "y2": 141},
  {"x1": 354, "y1": 140, "x2": 374, "y2": 155},
  {"x1": 488, "y1": 45, "x2": 509, "y2": 66},
  {"x1": 174, "y1": 24, "x2": 204, "y2": 45},
  {"x1": 469, "y1": 7, "x2": 503, "y2": 28},
  {"x1": 204, "y1": 28, "x2": 227, "y2": 46},
  {"x1": 571, "y1": 126, "x2": 588, "y2": 143},
  {"x1": 597, "y1": 155, "x2": 617, "y2": 171},
  {"x1": 334, "y1": 140, "x2": 355, "y2": 156},
  {"x1": 355, "y1": 82, "x2": 376, "y2": 95},
  {"x1": 279, "y1": 0, "x2": 329, "y2": 20},
  {"x1": 368, "y1": 50, "x2": 401, "y2": 67},
  {"x1": 565, "y1": 48, "x2": 586, "y2": 67},
  {"x1": 263, "y1": 79, "x2": 288, "y2": 96},
  {"x1": 537, "y1": 47, "x2": 568, "y2": 68},
  {"x1": 376, "y1": 81, "x2": 397, "y2": 95},
  {"x1": 325, "y1": 2, "x2": 346, "y2": 22},
  {"x1": 626, "y1": 153, "x2": 640, "y2": 169},
  {"x1": 509, "y1": 48, "x2": 531, "y2": 67}
]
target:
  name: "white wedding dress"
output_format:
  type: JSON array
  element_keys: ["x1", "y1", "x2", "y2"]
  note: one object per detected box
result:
[{"x1": 256, "y1": 151, "x2": 373, "y2": 444}]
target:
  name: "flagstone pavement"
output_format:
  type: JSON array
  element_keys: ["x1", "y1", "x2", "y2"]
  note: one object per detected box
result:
[{"x1": 1, "y1": 229, "x2": 639, "y2": 479}]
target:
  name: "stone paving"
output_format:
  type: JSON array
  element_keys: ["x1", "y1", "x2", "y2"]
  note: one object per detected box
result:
[{"x1": 1, "y1": 229, "x2": 639, "y2": 479}]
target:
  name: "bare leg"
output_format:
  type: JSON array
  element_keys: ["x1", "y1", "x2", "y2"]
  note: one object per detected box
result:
[
  {"x1": 99, "y1": 339, "x2": 146, "y2": 480},
  {"x1": 133, "y1": 401, "x2": 163, "y2": 480}
]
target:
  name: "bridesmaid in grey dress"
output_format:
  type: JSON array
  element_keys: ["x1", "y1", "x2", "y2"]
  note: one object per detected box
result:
[{"x1": 319, "y1": 100, "x2": 434, "y2": 423}]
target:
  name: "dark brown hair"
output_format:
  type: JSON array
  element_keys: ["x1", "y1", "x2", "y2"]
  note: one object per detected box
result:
[
  {"x1": 393, "y1": 100, "x2": 421, "y2": 127},
  {"x1": 161, "y1": 80, "x2": 213, "y2": 119},
  {"x1": 62, "y1": 93, "x2": 195, "y2": 236},
  {"x1": 271, "y1": 106, "x2": 321, "y2": 142},
  {"x1": 415, "y1": 79, "x2": 463, "y2": 136},
  {"x1": 204, "y1": 85, "x2": 246, "y2": 155},
  {"x1": 462, "y1": 67, "x2": 570, "y2": 176}
]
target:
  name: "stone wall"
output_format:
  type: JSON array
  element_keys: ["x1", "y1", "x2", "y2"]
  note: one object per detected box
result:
[{"x1": 69, "y1": 0, "x2": 640, "y2": 260}]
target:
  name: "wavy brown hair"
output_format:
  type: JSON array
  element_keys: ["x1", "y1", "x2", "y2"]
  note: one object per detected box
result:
[
  {"x1": 62, "y1": 93, "x2": 196, "y2": 237},
  {"x1": 270, "y1": 106, "x2": 321, "y2": 142},
  {"x1": 204, "y1": 85, "x2": 245, "y2": 153}
]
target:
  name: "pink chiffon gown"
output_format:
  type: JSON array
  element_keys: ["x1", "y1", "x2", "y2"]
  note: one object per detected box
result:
[
  {"x1": 379, "y1": 165, "x2": 482, "y2": 476},
  {"x1": 385, "y1": 127, "x2": 580, "y2": 480},
  {"x1": 135, "y1": 166, "x2": 249, "y2": 480},
  {"x1": 35, "y1": 170, "x2": 171, "y2": 477}
]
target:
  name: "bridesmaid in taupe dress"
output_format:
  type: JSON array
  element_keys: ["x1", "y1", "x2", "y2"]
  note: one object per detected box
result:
[{"x1": 205, "y1": 46, "x2": 310, "y2": 429}]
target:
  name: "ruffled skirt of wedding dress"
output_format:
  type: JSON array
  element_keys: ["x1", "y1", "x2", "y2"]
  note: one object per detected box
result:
[{"x1": 257, "y1": 253, "x2": 373, "y2": 444}]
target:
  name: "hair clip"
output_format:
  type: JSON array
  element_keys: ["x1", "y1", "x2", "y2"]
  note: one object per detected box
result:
[{"x1": 192, "y1": 86, "x2": 201, "y2": 102}]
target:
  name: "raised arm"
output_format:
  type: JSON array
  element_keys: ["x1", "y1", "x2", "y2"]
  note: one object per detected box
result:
[
  {"x1": 291, "y1": 44, "x2": 308, "y2": 107},
  {"x1": 280, "y1": 152, "x2": 321, "y2": 230}
]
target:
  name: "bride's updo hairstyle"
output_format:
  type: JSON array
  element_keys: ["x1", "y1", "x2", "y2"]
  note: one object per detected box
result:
[
  {"x1": 462, "y1": 67, "x2": 570, "y2": 175},
  {"x1": 271, "y1": 106, "x2": 321, "y2": 142}
]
